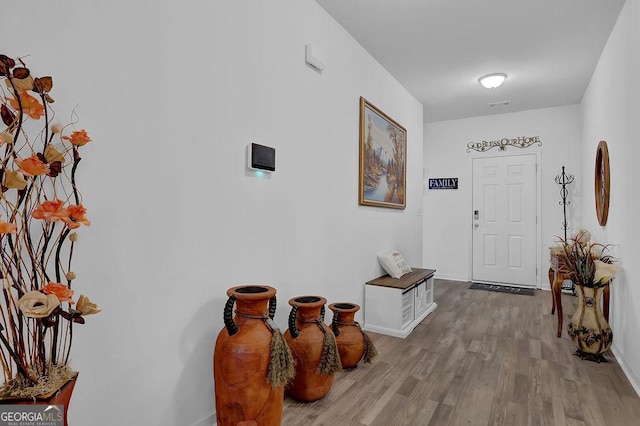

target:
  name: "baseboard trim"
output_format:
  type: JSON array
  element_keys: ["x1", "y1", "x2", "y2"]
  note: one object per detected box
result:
[
  {"x1": 612, "y1": 344, "x2": 640, "y2": 399},
  {"x1": 192, "y1": 411, "x2": 215, "y2": 426},
  {"x1": 433, "y1": 273, "x2": 468, "y2": 282}
]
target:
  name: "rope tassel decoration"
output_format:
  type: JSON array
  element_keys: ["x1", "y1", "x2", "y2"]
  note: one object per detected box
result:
[
  {"x1": 266, "y1": 316, "x2": 295, "y2": 388},
  {"x1": 317, "y1": 323, "x2": 342, "y2": 375}
]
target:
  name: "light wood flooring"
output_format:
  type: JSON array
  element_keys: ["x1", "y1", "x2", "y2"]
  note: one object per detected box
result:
[{"x1": 282, "y1": 279, "x2": 640, "y2": 425}]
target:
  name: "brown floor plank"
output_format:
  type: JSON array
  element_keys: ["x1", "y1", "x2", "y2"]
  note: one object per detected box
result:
[{"x1": 281, "y1": 280, "x2": 640, "y2": 426}]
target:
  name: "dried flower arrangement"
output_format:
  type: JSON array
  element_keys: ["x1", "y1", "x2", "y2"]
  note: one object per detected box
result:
[
  {"x1": 553, "y1": 229, "x2": 622, "y2": 288},
  {"x1": 0, "y1": 54, "x2": 100, "y2": 398}
]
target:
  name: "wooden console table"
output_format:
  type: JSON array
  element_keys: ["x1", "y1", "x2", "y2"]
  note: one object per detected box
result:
[
  {"x1": 364, "y1": 268, "x2": 437, "y2": 338},
  {"x1": 548, "y1": 266, "x2": 609, "y2": 338}
]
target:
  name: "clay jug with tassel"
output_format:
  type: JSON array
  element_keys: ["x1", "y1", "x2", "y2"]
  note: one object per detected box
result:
[
  {"x1": 284, "y1": 296, "x2": 342, "y2": 402},
  {"x1": 214, "y1": 285, "x2": 294, "y2": 426},
  {"x1": 328, "y1": 302, "x2": 377, "y2": 369}
]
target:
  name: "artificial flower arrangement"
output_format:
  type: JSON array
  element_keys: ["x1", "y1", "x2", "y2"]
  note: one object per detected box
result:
[
  {"x1": 553, "y1": 229, "x2": 623, "y2": 288},
  {"x1": 0, "y1": 54, "x2": 100, "y2": 398}
]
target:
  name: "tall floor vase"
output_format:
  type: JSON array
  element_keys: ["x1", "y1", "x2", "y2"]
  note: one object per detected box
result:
[
  {"x1": 284, "y1": 296, "x2": 342, "y2": 402},
  {"x1": 567, "y1": 285, "x2": 612, "y2": 362},
  {"x1": 214, "y1": 285, "x2": 293, "y2": 426}
]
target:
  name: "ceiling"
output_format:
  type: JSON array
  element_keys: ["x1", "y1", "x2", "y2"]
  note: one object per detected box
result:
[{"x1": 315, "y1": 0, "x2": 626, "y2": 122}]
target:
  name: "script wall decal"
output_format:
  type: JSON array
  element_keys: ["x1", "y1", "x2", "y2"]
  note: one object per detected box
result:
[{"x1": 466, "y1": 136, "x2": 542, "y2": 153}]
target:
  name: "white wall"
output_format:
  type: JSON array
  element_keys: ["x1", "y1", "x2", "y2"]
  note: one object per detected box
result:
[
  {"x1": 580, "y1": 0, "x2": 640, "y2": 395},
  {"x1": 1, "y1": 1, "x2": 423, "y2": 424},
  {"x1": 423, "y1": 106, "x2": 582, "y2": 284}
]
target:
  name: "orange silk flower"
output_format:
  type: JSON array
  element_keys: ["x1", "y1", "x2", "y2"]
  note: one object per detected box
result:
[
  {"x1": 64, "y1": 204, "x2": 90, "y2": 229},
  {"x1": 42, "y1": 282, "x2": 74, "y2": 303},
  {"x1": 16, "y1": 154, "x2": 50, "y2": 176},
  {"x1": 0, "y1": 220, "x2": 17, "y2": 234},
  {"x1": 8, "y1": 91, "x2": 45, "y2": 120},
  {"x1": 62, "y1": 130, "x2": 91, "y2": 146},
  {"x1": 32, "y1": 200, "x2": 66, "y2": 221}
]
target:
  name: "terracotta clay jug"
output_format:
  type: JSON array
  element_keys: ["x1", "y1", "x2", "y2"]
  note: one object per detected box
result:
[
  {"x1": 284, "y1": 296, "x2": 342, "y2": 402},
  {"x1": 328, "y1": 302, "x2": 377, "y2": 369},
  {"x1": 214, "y1": 285, "x2": 292, "y2": 426}
]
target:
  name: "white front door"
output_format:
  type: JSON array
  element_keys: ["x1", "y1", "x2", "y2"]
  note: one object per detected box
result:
[{"x1": 472, "y1": 154, "x2": 537, "y2": 287}]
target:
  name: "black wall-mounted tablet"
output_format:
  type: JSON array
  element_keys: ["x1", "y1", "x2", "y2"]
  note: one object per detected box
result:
[{"x1": 249, "y1": 143, "x2": 275, "y2": 172}]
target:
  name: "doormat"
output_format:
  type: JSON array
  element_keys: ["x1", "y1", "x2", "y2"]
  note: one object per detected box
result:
[{"x1": 470, "y1": 282, "x2": 535, "y2": 296}]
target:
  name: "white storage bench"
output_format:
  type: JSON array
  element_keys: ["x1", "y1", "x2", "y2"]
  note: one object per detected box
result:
[{"x1": 364, "y1": 268, "x2": 437, "y2": 338}]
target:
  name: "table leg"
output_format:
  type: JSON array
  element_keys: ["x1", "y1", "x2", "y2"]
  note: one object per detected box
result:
[
  {"x1": 549, "y1": 268, "x2": 556, "y2": 314},
  {"x1": 553, "y1": 272, "x2": 564, "y2": 338}
]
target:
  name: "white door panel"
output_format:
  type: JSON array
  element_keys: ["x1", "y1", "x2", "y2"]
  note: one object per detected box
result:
[{"x1": 472, "y1": 155, "x2": 537, "y2": 287}]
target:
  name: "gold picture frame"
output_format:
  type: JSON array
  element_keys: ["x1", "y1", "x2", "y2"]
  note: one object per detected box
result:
[{"x1": 358, "y1": 97, "x2": 407, "y2": 209}]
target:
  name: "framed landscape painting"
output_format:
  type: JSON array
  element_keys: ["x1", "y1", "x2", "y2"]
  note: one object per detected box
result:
[{"x1": 359, "y1": 97, "x2": 407, "y2": 209}]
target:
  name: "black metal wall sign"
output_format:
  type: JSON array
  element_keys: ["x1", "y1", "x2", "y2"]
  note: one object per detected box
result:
[
  {"x1": 466, "y1": 136, "x2": 542, "y2": 153},
  {"x1": 428, "y1": 178, "x2": 458, "y2": 190}
]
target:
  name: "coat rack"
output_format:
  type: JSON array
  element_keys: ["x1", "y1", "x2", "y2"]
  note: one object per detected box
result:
[
  {"x1": 555, "y1": 166, "x2": 574, "y2": 240},
  {"x1": 555, "y1": 166, "x2": 575, "y2": 294}
]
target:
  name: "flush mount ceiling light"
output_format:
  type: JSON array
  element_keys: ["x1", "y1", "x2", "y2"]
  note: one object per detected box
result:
[{"x1": 479, "y1": 73, "x2": 507, "y2": 89}]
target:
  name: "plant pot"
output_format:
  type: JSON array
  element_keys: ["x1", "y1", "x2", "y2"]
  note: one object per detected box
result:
[
  {"x1": 328, "y1": 303, "x2": 376, "y2": 369},
  {"x1": 284, "y1": 296, "x2": 341, "y2": 402},
  {"x1": 214, "y1": 285, "x2": 291, "y2": 426},
  {"x1": 567, "y1": 285, "x2": 612, "y2": 362},
  {"x1": 0, "y1": 372, "x2": 78, "y2": 426}
]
